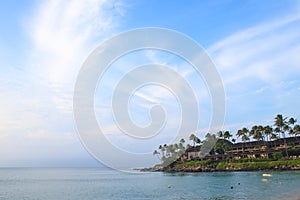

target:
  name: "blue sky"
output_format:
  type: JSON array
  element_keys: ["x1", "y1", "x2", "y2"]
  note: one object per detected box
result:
[{"x1": 1, "y1": 0, "x2": 300, "y2": 167}]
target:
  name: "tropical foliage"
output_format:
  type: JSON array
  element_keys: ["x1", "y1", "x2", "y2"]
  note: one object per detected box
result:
[{"x1": 153, "y1": 114, "x2": 300, "y2": 166}]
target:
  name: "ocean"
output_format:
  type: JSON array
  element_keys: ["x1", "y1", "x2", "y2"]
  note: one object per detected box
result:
[{"x1": 0, "y1": 168, "x2": 299, "y2": 200}]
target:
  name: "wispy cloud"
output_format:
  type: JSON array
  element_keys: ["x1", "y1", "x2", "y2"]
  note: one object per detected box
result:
[
  {"x1": 208, "y1": 10, "x2": 300, "y2": 126},
  {"x1": 26, "y1": 0, "x2": 125, "y2": 113},
  {"x1": 209, "y1": 13, "x2": 300, "y2": 85},
  {"x1": 2, "y1": 1, "x2": 300, "y2": 167},
  {"x1": 0, "y1": 0, "x2": 125, "y2": 166}
]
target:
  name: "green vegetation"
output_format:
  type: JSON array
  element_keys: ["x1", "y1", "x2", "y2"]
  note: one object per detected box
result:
[
  {"x1": 172, "y1": 158, "x2": 300, "y2": 171},
  {"x1": 152, "y1": 114, "x2": 300, "y2": 171},
  {"x1": 226, "y1": 159, "x2": 300, "y2": 170},
  {"x1": 213, "y1": 138, "x2": 233, "y2": 155},
  {"x1": 176, "y1": 160, "x2": 212, "y2": 168},
  {"x1": 153, "y1": 139, "x2": 187, "y2": 166},
  {"x1": 216, "y1": 162, "x2": 227, "y2": 170}
]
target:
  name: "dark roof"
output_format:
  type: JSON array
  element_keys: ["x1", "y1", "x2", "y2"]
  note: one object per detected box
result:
[{"x1": 230, "y1": 136, "x2": 300, "y2": 149}]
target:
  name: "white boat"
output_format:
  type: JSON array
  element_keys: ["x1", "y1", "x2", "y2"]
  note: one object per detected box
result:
[{"x1": 262, "y1": 173, "x2": 272, "y2": 177}]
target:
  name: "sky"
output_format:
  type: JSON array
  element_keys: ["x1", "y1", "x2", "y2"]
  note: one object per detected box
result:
[{"x1": 0, "y1": 0, "x2": 300, "y2": 167}]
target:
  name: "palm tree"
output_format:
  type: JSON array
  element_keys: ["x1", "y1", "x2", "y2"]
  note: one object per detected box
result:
[
  {"x1": 264, "y1": 125, "x2": 273, "y2": 142},
  {"x1": 274, "y1": 114, "x2": 289, "y2": 139},
  {"x1": 189, "y1": 134, "x2": 201, "y2": 146},
  {"x1": 224, "y1": 131, "x2": 233, "y2": 141},
  {"x1": 249, "y1": 125, "x2": 263, "y2": 155},
  {"x1": 223, "y1": 131, "x2": 233, "y2": 155},
  {"x1": 236, "y1": 128, "x2": 249, "y2": 154},
  {"x1": 262, "y1": 125, "x2": 273, "y2": 157},
  {"x1": 288, "y1": 117, "x2": 296, "y2": 125},
  {"x1": 189, "y1": 134, "x2": 196, "y2": 146},
  {"x1": 256, "y1": 125, "x2": 264, "y2": 141},
  {"x1": 201, "y1": 133, "x2": 217, "y2": 157},
  {"x1": 241, "y1": 134, "x2": 250, "y2": 143},
  {"x1": 178, "y1": 138, "x2": 186, "y2": 153},
  {"x1": 215, "y1": 131, "x2": 231, "y2": 157},
  {"x1": 292, "y1": 125, "x2": 300, "y2": 136},
  {"x1": 270, "y1": 133, "x2": 278, "y2": 140},
  {"x1": 288, "y1": 117, "x2": 297, "y2": 137},
  {"x1": 249, "y1": 125, "x2": 256, "y2": 141},
  {"x1": 177, "y1": 143, "x2": 185, "y2": 158},
  {"x1": 173, "y1": 143, "x2": 179, "y2": 157},
  {"x1": 158, "y1": 145, "x2": 166, "y2": 162},
  {"x1": 274, "y1": 114, "x2": 291, "y2": 157},
  {"x1": 194, "y1": 137, "x2": 201, "y2": 145},
  {"x1": 237, "y1": 128, "x2": 249, "y2": 141},
  {"x1": 236, "y1": 129, "x2": 243, "y2": 140},
  {"x1": 179, "y1": 138, "x2": 185, "y2": 145},
  {"x1": 217, "y1": 131, "x2": 224, "y2": 139},
  {"x1": 166, "y1": 144, "x2": 175, "y2": 158},
  {"x1": 153, "y1": 150, "x2": 161, "y2": 160},
  {"x1": 250, "y1": 125, "x2": 264, "y2": 141},
  {"x1": 163, "y1": 144, "x2": 168, "y2": 158},
  {"x1": 159, "y1": 145, "x2": 165, "y2": 156},
  {"x1": 163, "y1": 144, "x2": 168, "y2": 150}
]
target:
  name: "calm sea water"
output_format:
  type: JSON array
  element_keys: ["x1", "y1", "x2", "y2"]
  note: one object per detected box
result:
[{"x1": 0, "y1": 168, "x2": 299, "y2": 200}]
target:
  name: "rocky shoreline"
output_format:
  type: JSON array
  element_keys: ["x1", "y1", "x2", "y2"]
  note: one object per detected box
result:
[
  {"x1": 161, "y1": 165, "x2": 300, "y2": 173},
  {"x1": 140, "y1": 160, "x2": 300, "y2": 173}
]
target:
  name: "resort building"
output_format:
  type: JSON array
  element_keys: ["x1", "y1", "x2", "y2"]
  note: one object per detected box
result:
[{"x1": 183, "y1": 136, "x2": 300, "y2": 161}]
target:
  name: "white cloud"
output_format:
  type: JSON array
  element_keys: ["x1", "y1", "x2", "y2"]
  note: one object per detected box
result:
[
  {"x1": 0, "y1": 0, "x2": 125, "y2": 166},
  {"x1": 208, "y1": 10, "x2": 300, "y2": 126},
  {"x1": 3, "y1": 1, "x2": 300, "y2": 167},
  {"x1": 209, "y1": 13, "x2": 300, "y2": 86},
  {"x1": 209, "y1": 13, "x2": 300, "y2": 53},
  {"x1": 26, "y1": 0, "x2": 125, "y2": 113}
]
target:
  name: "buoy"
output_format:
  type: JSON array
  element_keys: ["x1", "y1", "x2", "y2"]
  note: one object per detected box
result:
[{"x1": 262, "y1": 173, "x2": 272, "y2": 177}]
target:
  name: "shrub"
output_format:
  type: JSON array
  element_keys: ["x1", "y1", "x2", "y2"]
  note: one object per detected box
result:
[
  {"x1": 272, "y1": 152, "x2": 283, "y2": 160},
  {"x1": 216, "y1": 162, "x2": 227, "y2": 170}
]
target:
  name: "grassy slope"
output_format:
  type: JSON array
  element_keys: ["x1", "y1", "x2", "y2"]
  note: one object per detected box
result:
[{"x1": 172, "y1": 159, "x2": 300, "y2": 171}]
